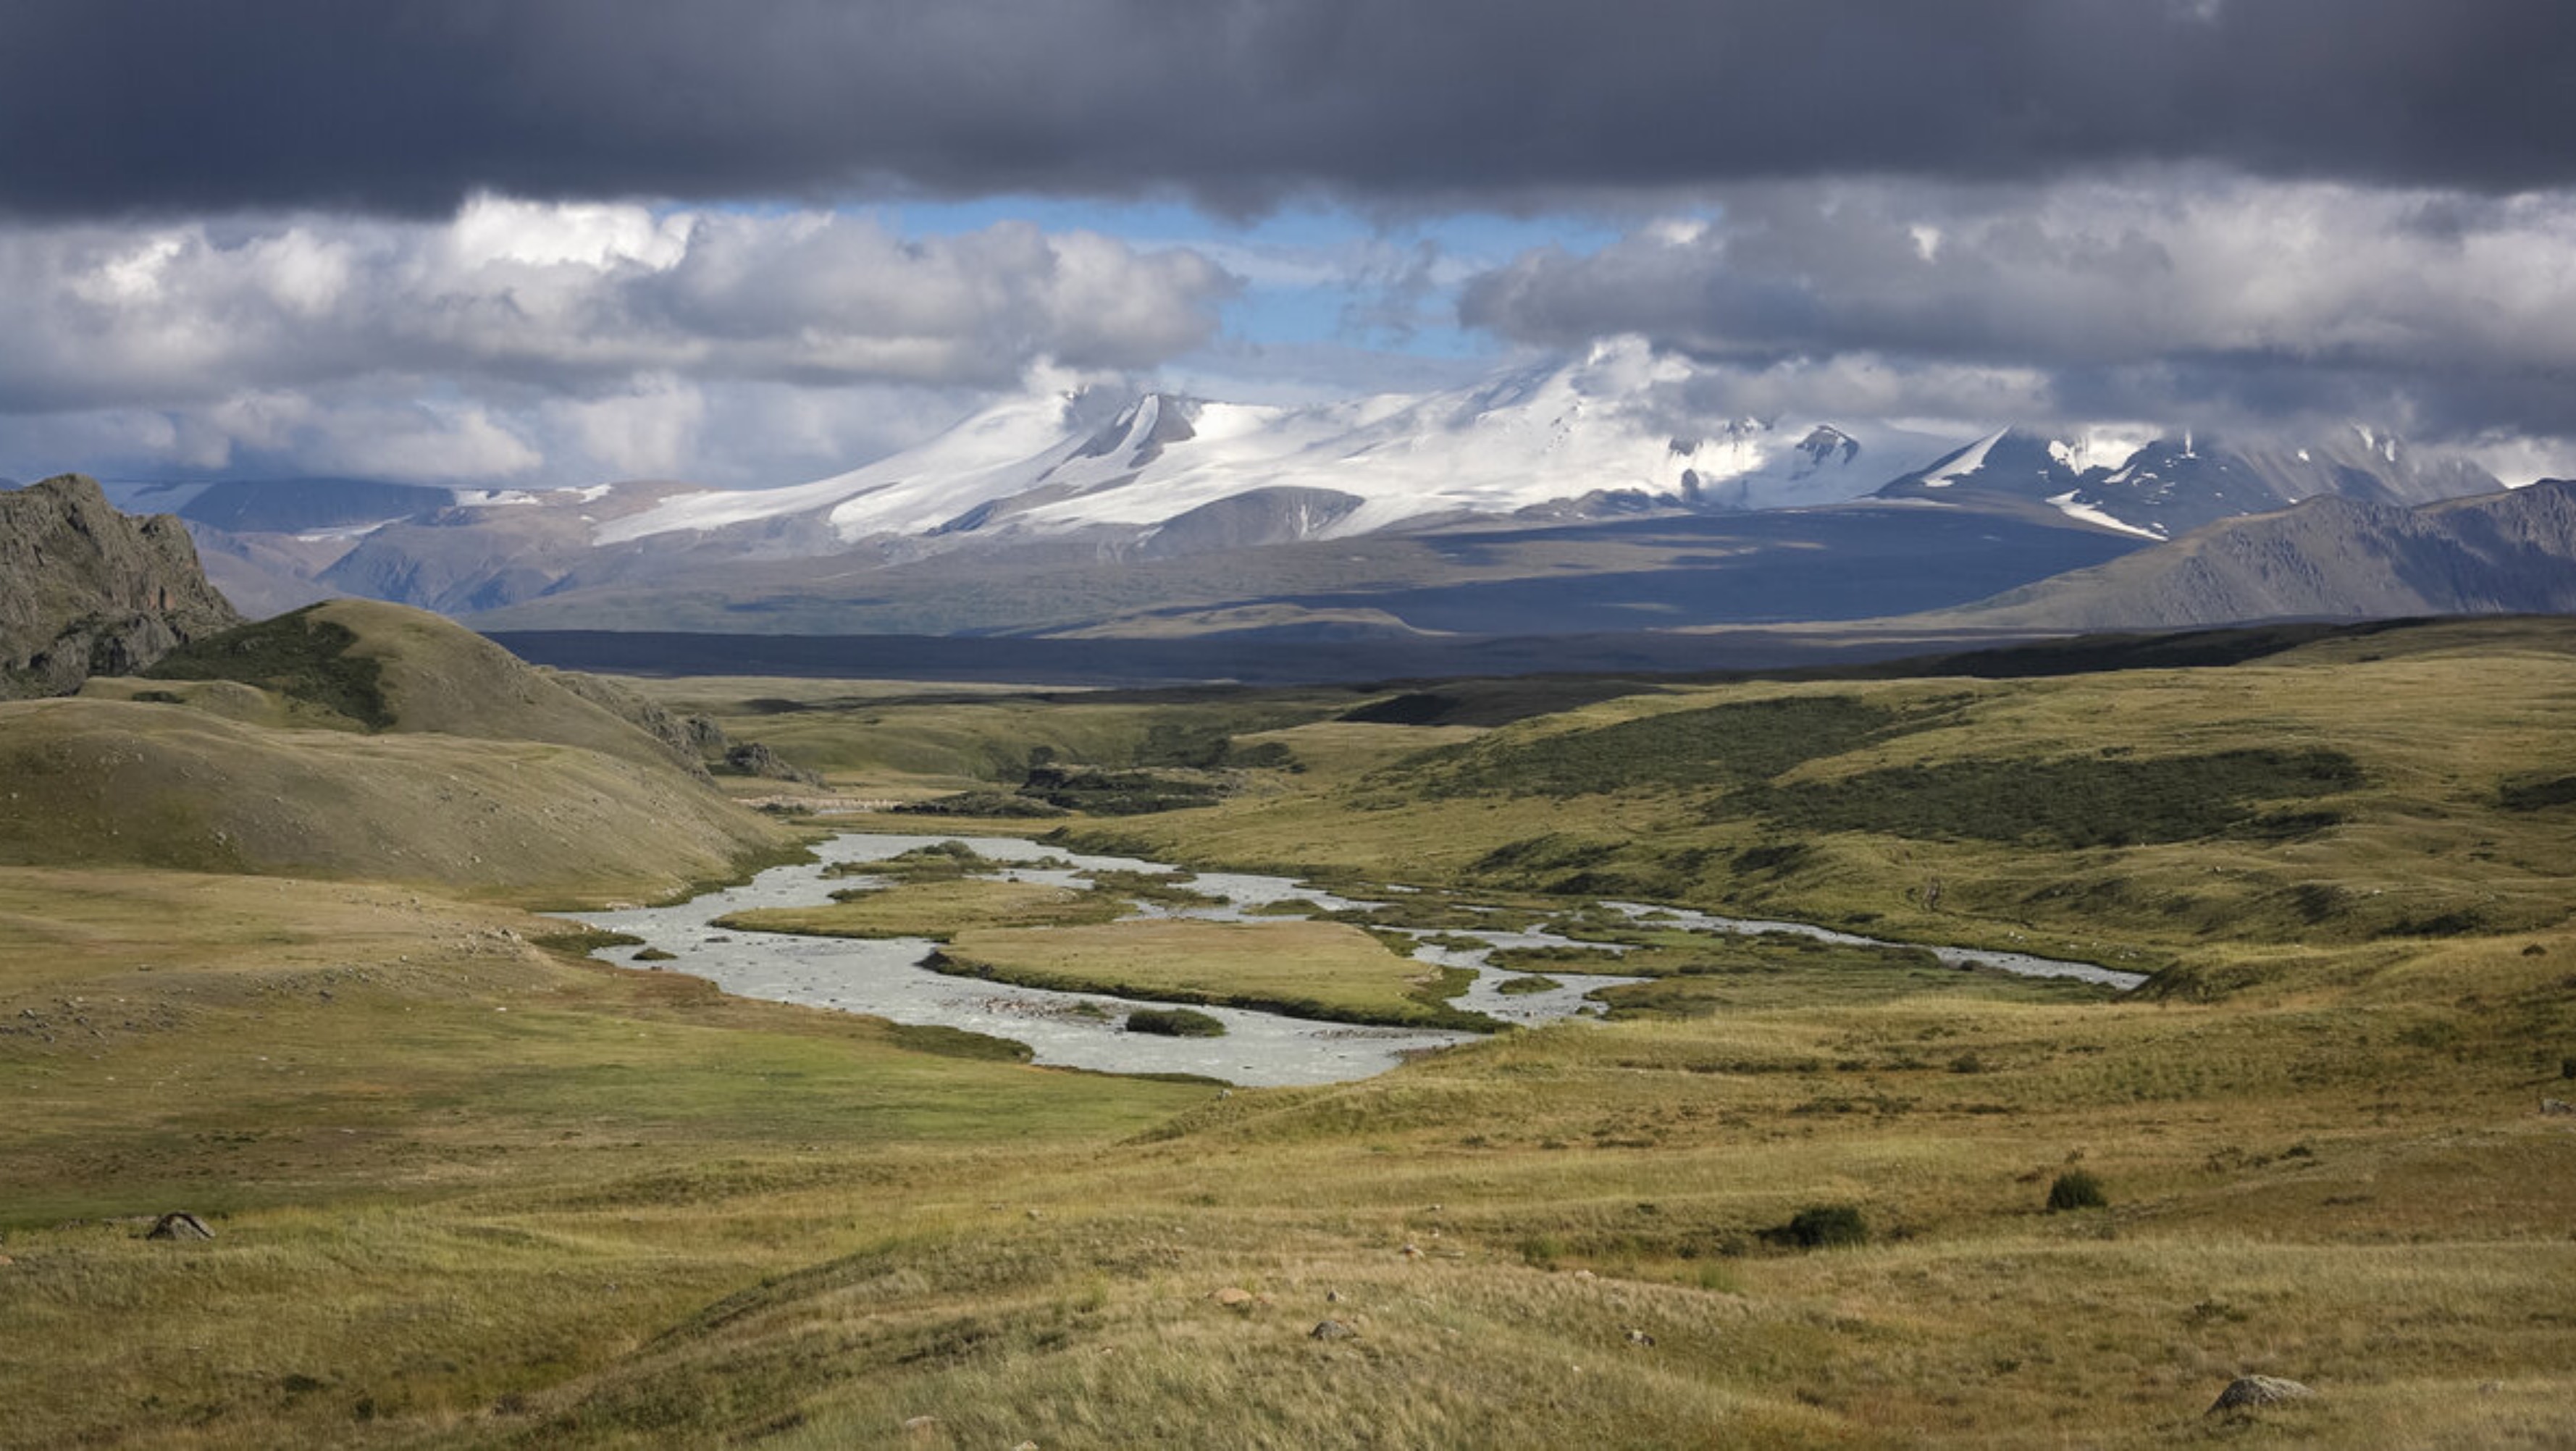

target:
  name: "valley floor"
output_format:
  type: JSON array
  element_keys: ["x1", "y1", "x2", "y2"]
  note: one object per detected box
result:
[{"x1": 5, "y1": 619, "x2": 2575, "y2": 1448}]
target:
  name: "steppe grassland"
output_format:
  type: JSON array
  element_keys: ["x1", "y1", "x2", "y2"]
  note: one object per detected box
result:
[
  {"x1": 3, "y1": 619, "x2": 2572, "y2": 1447},
  {"x1": 1054, "y1": 627, "x2": 2576, "y2": 989},
  {"x1": 0, "y1": 866, "x2": 1204, "y2": 1448}
]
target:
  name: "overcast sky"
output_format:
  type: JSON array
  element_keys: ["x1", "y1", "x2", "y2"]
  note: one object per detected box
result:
[{"x1": 4, "y1": 0, "x2": 2572, "y2": 488}]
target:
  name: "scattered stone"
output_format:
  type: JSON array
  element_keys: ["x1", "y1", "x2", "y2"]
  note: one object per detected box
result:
[
  {"x1": 1310, "y1": 1318, "x2": 1357, "y2": 1341},
  {"x1": 1325, "y1": 1289, "x2": 1344, "y2": 1303},
  {"x1": 2542, "y1": 1099, "x2": 2575, "y2": 1116},
  {"x1": 2207, "y1": 1376, "x2": 2315, "y2": 1413},
  {"x1": 1399, "y1": 1242, "x2": 1422, "y2": 1258},
  {"x1": 1624, "y1": 1329, "x2": 1656, "y2": 1348},
  {"x1": 1572, "y1": 1269, "x2": 1596, "y2": 1281},
  {"x1": 144, "y1": 1212, "x2": 212, "y2": 1241},
  {"x1": 1015, "y1": 1442, "x2": 1039, "y2": 1450},
  {"x1": 902, "y1": 1413, "x2": 940, "y2": 1437},
  {"x1": 1212, "y1": 1287, "x2": 1256, "y2": 1308}
]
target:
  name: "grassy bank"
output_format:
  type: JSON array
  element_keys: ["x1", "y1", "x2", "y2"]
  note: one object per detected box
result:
[
  {"x1": 928, "y1": 917, "x2": 1501, "y2": 1032},
  {"x1": 716, "y1": 878, "x2": 1126, "y2": 940}
]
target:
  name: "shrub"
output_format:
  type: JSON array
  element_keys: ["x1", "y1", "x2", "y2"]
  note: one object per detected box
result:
[
  {"x1": 1779, "y1": 1204, "x2": 1869, "y2": 1249},
  {"x1": 2046, "y1": 1169, "x2": 2109, "y2": 1212},
  {"x1": 1518, "y1": 1234, "x2": 1567, "y2": 1269},
  {"x1": 1124, "y1": 1006, "x2": 1226, "y2": 1038}
]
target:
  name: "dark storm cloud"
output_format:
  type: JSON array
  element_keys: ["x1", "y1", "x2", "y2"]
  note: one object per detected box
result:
[
  {"x1": 1461, "y1": 179, "x2": 2576, "y2": 441},
  {"x1": 4, "y1": 0, "x2": 2572, "y2": 217}
]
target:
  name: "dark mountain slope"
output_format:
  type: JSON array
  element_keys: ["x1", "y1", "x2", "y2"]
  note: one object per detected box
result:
[{"x1": 1938, "y1": 480, "x2": 2576, "y2": 630}]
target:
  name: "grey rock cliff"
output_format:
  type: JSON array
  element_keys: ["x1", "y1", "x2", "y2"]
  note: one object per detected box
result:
[{"x1": 2, "y1": 474, "x2": 245, "y2": 699}]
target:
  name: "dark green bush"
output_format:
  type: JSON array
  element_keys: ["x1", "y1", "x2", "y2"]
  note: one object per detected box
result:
[
  {"x1": 1419, "y1": 695, "x2": 1902, "y2": 799},
  {"x1": 1743, "y1": 747, "x2": 2362, "y2": 848},
  {"x1": 2045, "y1": 1169, "x2": 2109, "y2": 1212},
  {"x1": 2499, "y1": 773, "x2": 2576, "y2": 812},
  {"x1": 1778, "y1": 1203, "x2": 1869, "y2": 1249}
]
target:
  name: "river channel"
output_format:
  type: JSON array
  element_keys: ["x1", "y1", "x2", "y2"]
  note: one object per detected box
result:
[{"x1": 554, "y1": 832, "x2": 2144, "y2": 1088}]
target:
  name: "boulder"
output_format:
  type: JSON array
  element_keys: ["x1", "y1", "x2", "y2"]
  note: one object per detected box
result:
[
  {"x1": 2208, "y1": 1375, "x2": 2314, "y2": 1413},
  {"x1": 1309, "y1": 1318, "x2": 1357, "y2": 1341},
  {"x1": 144, "y1": 1211, "x2": 214, "y2": 1241}
]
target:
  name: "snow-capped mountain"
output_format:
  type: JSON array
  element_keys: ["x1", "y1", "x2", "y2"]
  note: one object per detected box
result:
[
  {"x1": 593, "y1": 340, "x2": 1963, "y2": 552},
  {"x1": 1878, "y1": 426, "x2": 2499, "y2": 540},
  {"x1": 148, "y1": 342, "x2": 2511, "y2": 627}
]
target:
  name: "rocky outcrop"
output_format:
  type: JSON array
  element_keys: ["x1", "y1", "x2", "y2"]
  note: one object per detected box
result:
[
  {"x1": 2, "y1": 475, "x2": 243, "y2": 699},
  {"x1": 1136, "y1": 486, "x2": 1367, "y2": 558},
  {"x1": 721, "y1": 740, "x2": 825, "y2": 787},
  {"x1": 541, "y1": 669, "x2": 718, "y2": 781}
]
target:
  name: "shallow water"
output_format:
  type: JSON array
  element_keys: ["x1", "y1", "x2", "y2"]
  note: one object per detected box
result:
[
  {"x1": 552, "y1": 832, "x2": 2141, "y2": 1087},
  {"x1": 1597, "y1": 901, "x2": 2149, "y2": 988},
  {"x1": 557, "y1": 835, "x2": 1481, "y2": 1087}
]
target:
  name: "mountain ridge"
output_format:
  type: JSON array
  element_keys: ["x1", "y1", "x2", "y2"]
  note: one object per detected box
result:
[{"x1": 1931, "y1": 479, "x2": 2576, "y2": 630}]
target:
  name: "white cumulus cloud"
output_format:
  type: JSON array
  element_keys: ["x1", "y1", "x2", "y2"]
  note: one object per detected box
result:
[{"x1": 0, "y1": 197, "x2": 1235, "y2": 486}]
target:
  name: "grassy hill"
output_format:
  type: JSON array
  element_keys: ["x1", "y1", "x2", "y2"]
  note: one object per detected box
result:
[
  {"x1": 0, "y1": 600, "x2": 796, "y2": 904},
  {"x1": 145, "y1": 598, "x2": 708, "y2": 775}
]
